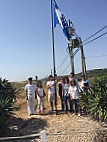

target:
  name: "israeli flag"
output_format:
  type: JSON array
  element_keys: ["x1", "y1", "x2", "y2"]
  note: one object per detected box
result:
[{"x1": 53, "y1": 0, "x2": 71, "y2": 40}]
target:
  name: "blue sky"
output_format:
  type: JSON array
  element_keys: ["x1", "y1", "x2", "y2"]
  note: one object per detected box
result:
[{"x1": 0, "y1": 0, "x2": 107, "y2": 81}]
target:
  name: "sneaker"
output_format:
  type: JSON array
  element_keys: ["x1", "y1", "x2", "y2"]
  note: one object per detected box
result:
[
  {"x1": 28, "y1": 114, "x2": 31, "y2": 116},
  {"x1": 72, "y1": 113, "x2": 76, "y2": 116},
  {"x1": 41, "y1": 110, "x2": 44, "y2": 113},
  {"x1": 78, "y1": 113, "x2": 81, "y2": 117},
  {"x1": 37, "y1": 111, "x2": 41, "y2": 114}
]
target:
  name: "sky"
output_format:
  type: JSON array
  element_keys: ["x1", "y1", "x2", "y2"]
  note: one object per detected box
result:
[{"x1": 0, "y1": 0, "x2": 107, "y2": 81}]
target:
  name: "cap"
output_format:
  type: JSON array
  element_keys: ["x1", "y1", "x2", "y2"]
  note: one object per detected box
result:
[{"x1": 28, "y1": 77, "x2": 32, "y2": 81}]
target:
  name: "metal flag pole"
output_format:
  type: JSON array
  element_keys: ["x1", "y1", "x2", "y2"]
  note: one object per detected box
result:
[{"x1": 51, "y1": 0, "x2": 57, "y2": 114}]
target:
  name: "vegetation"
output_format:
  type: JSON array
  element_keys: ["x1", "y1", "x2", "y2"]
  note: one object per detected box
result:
[
  {"x1": 0, "y1": 78, "x2": 17, "y2": 127},
  {"x1": 80, "y1": 77, "x2": 107, "y2": 121}
]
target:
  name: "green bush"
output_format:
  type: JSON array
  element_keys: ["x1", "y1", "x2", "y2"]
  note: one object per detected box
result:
[
  {"x1": 0, "y1": 78, "x2": 17, "y2": 127},
  {"x1": 80, "y1": 77, "x2": 107, "y2": 121}
]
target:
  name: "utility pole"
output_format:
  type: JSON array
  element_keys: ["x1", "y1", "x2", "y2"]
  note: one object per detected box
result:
[
  {"x1": 68, "y1": 20, "x2": 87, "y2": 77},
  {"x1": 68, "y1": 19, "x2": 74, "y2": 73},
  {"x1": 80, "y1": 38, "x2": 87, "y2": 77},
  {"x1": 51, "y1": 69, "x2": 53, "y2": 75}
]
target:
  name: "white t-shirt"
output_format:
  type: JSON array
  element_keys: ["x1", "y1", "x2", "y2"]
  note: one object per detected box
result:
[
  {"x1": 68, "y1": 85, "x2": 79, "y2": 99},
  {"x1": 25, "y1": 83, "x2": 36, "y2": 98},
  {"x1": 47, "y1": 81, "x2": 55, "y2": 94},
  {"x1": 69, "y1": 77, "x2": 80, "y2": 89},
  {"x1": 37, "y1": 87, "x2": 44, "y2": 97}
]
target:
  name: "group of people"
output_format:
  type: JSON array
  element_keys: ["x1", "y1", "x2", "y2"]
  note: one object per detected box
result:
[{"x1": 25, "y1": 73, "x2": 91, "y2": 116}]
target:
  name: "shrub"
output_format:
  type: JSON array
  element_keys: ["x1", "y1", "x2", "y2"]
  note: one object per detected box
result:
[
  {"x1": 80, "y1": 77, "x2": 107, "y2": 121},
  {"x1": 0, "y1": 78, "x2": 17, "y2": 127}
]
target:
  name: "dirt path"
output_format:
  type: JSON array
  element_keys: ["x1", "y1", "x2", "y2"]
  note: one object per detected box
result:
[
  {"x1": 3, "y1": 102, "x2": 106, "y2": 142},
  {"x1": 1, "y1": 81, "x2": 106, "y2": 142}
]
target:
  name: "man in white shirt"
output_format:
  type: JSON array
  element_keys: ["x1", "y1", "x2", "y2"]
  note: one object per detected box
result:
[
  {"x1": 69, "y1": 72, "x2": 80, "y2": 88},
  {"x1": 81, "y1": 75, "x2": 91, "y2": 92},
  {"x1": 46, "y1": 75, "x2": 55, "y2": 112},
  {"x1": 25, "y1": 77, "x2": 36, "y2": 116}
]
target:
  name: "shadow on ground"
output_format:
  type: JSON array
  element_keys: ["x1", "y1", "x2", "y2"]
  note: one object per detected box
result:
[{"x1": 0, "y1": 116, "x2": 47, "y2": 137}]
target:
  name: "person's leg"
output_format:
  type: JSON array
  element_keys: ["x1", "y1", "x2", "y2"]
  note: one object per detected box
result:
[
  {"x1": 49, "y1": 94, "x2": 54, "y2": 111},
  {"x1": 31, "y1": 97, "x2": 35, "y2": 114},
  {"x1": 60, "y1": 95, "x2": 64, "y2": 110},
  {"x1": 75, "y1": 99, "x2": 79, "y2": 113},
  {"x1": 50, "y1": 101, "x2": 53, "y2": 111},
  {"x1": 73, "y1": 99, "x2": 76, "y2": 113},
  {"x1": 41, "y1": 98, "x2": 44, "y2": 112},
  {"x1": 64, "y1": 96, "x2": 68, "y2": 113},
  {"x1": 37, "y1": 97, "x2": 41, "y2": 112},
  {"x1": 69, "y1": 96, "x2": 73, "y2": 112},
  {"x1": 27, "y1": 97, "x2": 32, "y2": 115}
]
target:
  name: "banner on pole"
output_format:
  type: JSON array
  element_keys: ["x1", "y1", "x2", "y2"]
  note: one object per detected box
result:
[{"x1": 53, "y1": 0, "x2": 71, "y2": 40}]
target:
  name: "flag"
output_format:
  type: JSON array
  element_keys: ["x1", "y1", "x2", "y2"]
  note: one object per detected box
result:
[{"x1": 53, "y1": 0, "x2": 71, "y2": 40}]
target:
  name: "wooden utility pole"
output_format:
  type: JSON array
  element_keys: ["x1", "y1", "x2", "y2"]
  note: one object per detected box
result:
[
  {"x1": 68, "y1": 20, "x2": 74, "y2": 73},
  {"x1": 68, "y1": 20, "x2": 87, "y2": 76},
  {"x1": 80, "y1": 39, "x2": 87, "y2": 76}
]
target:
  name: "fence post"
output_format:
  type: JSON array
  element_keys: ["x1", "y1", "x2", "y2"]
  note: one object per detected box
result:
[{"x1": 41, "y1": 130, "x2": 47, "y2": 142}]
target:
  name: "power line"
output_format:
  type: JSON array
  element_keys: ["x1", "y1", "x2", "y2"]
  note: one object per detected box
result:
[
  {"x1": 74, "y1": 32, "x2": 107, "y2": 56},
  {"x1": 83, "y1": 32, "x2": 107, "y2": 46},
  {"x1": 87, "y1": 54, "x2": 107, "y2": 58},
  {"x1": 83, "y1": 25, "x2": 107, "y2": 43},
  {"x1": 61, "y1": 61, "x2": 71, "y2": 75},
  {"x1": 56, "y1": 54, "x2": 69, "y2": 71}
]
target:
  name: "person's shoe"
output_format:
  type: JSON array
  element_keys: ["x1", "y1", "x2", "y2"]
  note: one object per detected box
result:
[
  {"x1": 37, "y1": 111, "x2": 40, "y2": 114},
  {"x1": 32, "y1": 113, "x2": 36, "y2": 115},
  {"x1": 41, "y1": 110, "x2": 44, "y2": 113},
  {"x1": 28, "y1": 114, "x2": 31, "y2": 116},
  {"x1": 78, "y1": 113, "x2": 81, "y2": 117},
  {"x1": 72, "y1": 113, "x2": 76, "y2": 116}
]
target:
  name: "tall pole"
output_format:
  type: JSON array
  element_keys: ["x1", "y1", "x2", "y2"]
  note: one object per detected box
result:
[
  {"x1": 80, "y1": 40, "x2": 87, "y2": 77},
  {"x1": 51, "y1": 0, "x2": 57, "y2": 114},
  {"x1": 68, "y1": 20, "x2": 74, "y2": 73}
]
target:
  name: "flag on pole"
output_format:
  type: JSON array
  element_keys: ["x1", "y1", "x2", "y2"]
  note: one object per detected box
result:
[{"x1": 53, "y1": 0, "x2": 71, "y2": 40}]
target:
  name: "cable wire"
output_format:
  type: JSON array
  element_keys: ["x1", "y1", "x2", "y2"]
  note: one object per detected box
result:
[
  {"x1": 83, "y1": 32, "x2": 107, "y2": 46},
  {"x1": 61, "y1": 61, "x2": 71, "y2": 75},
  {"x1": 87, "y1": 54, "x2": 107, "y2": 58},
  {"x1": 83, "y1": 25, "x2": 107, "y2": 43},
  {"x1": 73, "y1": 32, "x2": 107, "y2": 56},
  {"x1": 56, "y1": 54, "x2": 69, "y2": 71}
]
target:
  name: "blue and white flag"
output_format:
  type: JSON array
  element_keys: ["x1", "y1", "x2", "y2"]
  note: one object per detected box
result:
[{"x1": 53, "y1": 0, "x2": 71, "y2": 40}]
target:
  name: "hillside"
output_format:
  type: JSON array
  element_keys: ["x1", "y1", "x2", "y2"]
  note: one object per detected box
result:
[{"x1": 41, "y1": 68, "x2": 107, "y2": 82}]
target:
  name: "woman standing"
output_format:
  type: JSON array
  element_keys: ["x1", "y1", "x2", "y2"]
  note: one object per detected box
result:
[
  {"x1": 63, "y1": 77, "x2": 73, "y2": 113},
  {"x1": 37, "y1": 81, "x2": 46, "y2": 113},
  {"x1": 69, "y1": 79, "x2": 80, "y2": 114},
  {"x1": 58, "y1": 78, "x2": 64, "y2": 111}
]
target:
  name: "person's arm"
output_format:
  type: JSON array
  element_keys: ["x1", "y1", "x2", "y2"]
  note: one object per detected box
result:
[
  {"x1": 46, "y1": 82, "x2": 54, "y2": 89},
  {"x1": 43, "y1": 89, "x2": 46, "y2": 97},
  {"x1": 62, "y1": 85, "x2": 64, "y2": 99},
  {"x1": 68, "y1": 87, "x2": 73, "y2": 100},
  {"x1": 70, "y1": 93, "x2": 73, "y2": 100},
  {"x1": 35, "y1": 88, "x2": 38, "y2": 99},
  {"x1": 25, "y1": 86, "x2": 28, "y2": 100},
  {"x1": 26, "y1": 90, "x2": 28, "y2": 100}
]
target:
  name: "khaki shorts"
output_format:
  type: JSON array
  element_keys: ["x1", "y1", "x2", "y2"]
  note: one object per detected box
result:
[{"x1": 48, "y1": 93, "x2": 54, "y2": 102}]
